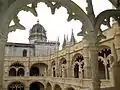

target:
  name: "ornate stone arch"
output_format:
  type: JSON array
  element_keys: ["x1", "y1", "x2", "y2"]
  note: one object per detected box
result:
[
  {"x1": 98, "y1": 45, "x2": 111, "y2": 79},
  {"x1": 65, "y1": 87, "x2": 75, "y2": 90},
  {"x1": 9, "y1": 62, "x2": 25, "y2": 67},
  {"x1": 59, "y1": 57, "x2": 67, "y2": 77},
  {"x1": 72, "y1": 53, "x2": 84, "y2": 64},
  {"x1": 29, "y1": 81, "x2": 45, "y2": 90},
  {"x1": 30, "y1": 63, "x2": 48, "y2": 76},
  {"x1": 8, "y1": 81, "x2": 25, "y2": 90},
  {"x1": 9, "y1": 62, "x2": 25, "y2": 76},
  {"x1": 53, "y1": 84, "x2": 62, "y2": 90},
  {"x1": 46, "y1": 82, "x2": 52, "y2": 90},
  {"x1": 1, "y1": 0, "x2": 94, "y2": 36},
  {"x1": 72, "y1": 53, "x2": 84, "y2": 78}
]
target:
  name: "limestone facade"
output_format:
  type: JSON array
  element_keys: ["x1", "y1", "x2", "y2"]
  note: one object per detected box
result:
[{"x1": 3, "y1": 23, "x2": 120, "y2": 90}]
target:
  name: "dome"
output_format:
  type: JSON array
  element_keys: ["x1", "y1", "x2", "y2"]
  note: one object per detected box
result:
[
  {"x1": 29, "y1": 20, "x2": 47, "y2": 44},
  {"x1": 30, "y1": 20, "x2": 46, "y2": 34}
]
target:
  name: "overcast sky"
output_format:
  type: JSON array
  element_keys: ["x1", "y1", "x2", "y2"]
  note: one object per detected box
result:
[{"x1": 8, "y1": 0, "x2": 112, "y2": 46}]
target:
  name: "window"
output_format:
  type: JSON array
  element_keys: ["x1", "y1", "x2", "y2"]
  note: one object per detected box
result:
[{"x1": 23, "y1": 49, "x2": 27, "y2": 57}]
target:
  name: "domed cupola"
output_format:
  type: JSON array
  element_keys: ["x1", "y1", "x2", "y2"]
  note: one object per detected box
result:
[{"x1": 29, "y1": 20, "x2": 47, "y2": 44}]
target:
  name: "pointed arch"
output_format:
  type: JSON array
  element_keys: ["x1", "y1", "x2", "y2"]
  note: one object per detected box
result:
[
  {"x1": 59, "y1": 57, "x2": 67, "y2": 77},
  {"x1": 46, "y1": 82, "x2": 52, "y2": 90},
  {"x1": 54, "y1": 84, "x2": 62, "y2": 90},
  {"x1": 72, "y1": 53, "x2": 84, "y2": 78},
  {"x1": 98, "y1": 45, "x2": 111, "y2": 79}
]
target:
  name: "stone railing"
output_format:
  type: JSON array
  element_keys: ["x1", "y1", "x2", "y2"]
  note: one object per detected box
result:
[
  {"x1": 4, "y1": 76, "x2": 112, "y2": 88},
  {"x1": 4, "y1": 56, "x2": 48, "y2": 62}
]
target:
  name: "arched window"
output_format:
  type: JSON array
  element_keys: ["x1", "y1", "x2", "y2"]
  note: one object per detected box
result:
[
  {"x1": 98, "y1": 47, "x2": 111, "y2": 79},
  {"x1": 53, "y1": 67, "x2": 56, "y2": 77},
  {"x1": 17, "y1": 68, "x2": 25, "y2": 76},
  {"x1": 9, "y1": 62, "x2": 25, "y2": 76},
  {"x1": 23, "y1": 49, "x2": 27, "y2": 57},
  {"x1": 74, "y1": 64, "x2": 79, "y2": 78},
  {"x1": 72, "y1": 53, "x2": 84, "y2": 78},
  {"x1": 9, "y1": 68, "x2": 16, "y2": 76}
]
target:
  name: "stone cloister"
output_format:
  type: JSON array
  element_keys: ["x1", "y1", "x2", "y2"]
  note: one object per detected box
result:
[{"x1": 1, "y1": 0, "x2": 120, "y2": 90}]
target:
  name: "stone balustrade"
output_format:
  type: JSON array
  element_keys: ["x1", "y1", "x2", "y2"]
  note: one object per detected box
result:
[{"x1": 4, "y1": 76, "x2": 112, "y2": 88}]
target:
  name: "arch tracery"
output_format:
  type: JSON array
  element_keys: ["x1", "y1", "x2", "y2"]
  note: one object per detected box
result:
[
  {"x1": 59, "y1": 58, "x2": 67, "y2": 77},
  {"x1": 98, "y1": 46, "x2": 111, "y2": 79},
  {"x1": 72, "y1": 53, "x2": 84, "y2": 78},
  {"x1": 8, "y1": 81, "x2": 24, "y2": 90},
  {"x1": 9, "y1": 62, "x2": 25, "y2": 76},
  {"x1": 1, "y1": 0, "x2": 94, "y2": 36}
]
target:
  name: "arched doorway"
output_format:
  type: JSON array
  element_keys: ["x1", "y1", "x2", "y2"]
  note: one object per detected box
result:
[
  {"x1": 46, "y1": 82, "x2": 52, "y2": 90},
  {"x1": 8, "y1": 82, "x2": 24, "y2": 90},
  {"x1": 54, "y1": 84, "x2": 61, "y2": 90},
  {"x1": 30, "y1": 82, "x2": 44, "y2": 90}
]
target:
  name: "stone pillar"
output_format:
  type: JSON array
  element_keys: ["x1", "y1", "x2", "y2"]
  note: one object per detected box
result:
[
  {"x1": 114, "y1": 26, "x2": 120, "y2": 59},
  {"x1": 67, "y1": 55, "x2": 73, "y2": 78},
  {"x1": 82, "y1": 38, "x2": 91, "y2": 78},
  {"x1": 88, "y1": 32, "x2": 100, "y2": 90},
  {"x1": 48, "y1": 61, "x2": 51, "y2": 76},
  {"x1": 111, "y1": 25, "x2": 120, "y2": 90},
  {"x1": 25, "y1": 86, "x2": 29, "y2": 90},
  {"x1": 111, "y1": 61, "x2": 120, "y2": 90},
  {"x1": 0, "y1": 32, "x2": 8, "y2": 90},
  {"x1": 25, "y1": 66, "x2": 29, "y2": 76}
]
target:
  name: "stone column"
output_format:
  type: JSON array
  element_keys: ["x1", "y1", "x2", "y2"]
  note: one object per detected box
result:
[
  {"x1": 25, "y1": 66, "x2": 29, "y2": 76},
  {"x1": 0, "y1": 32, "x2": 8, "y2": 90},
  {"x1": 110, "y1": 25, "x2": 120, "y2": 90},
  {"x1": 47, "y1": 61, "x2": 51, "y2": 76},
  {"x1": 114, "y1": 25, "x2": 120, "y2": 59},
  {"x1": 82, "y1": 38, "x2": 91, "y2": 78},
  {"x1": 25, "y1": 86, "x2": 29, "y2": 90},
  {"x1": 88, "y1": 32, "x2": 100, "y2": 90},
  {"x1": 67, "y1": 54, "x2": 73, "y2": 78}
]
